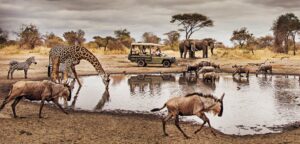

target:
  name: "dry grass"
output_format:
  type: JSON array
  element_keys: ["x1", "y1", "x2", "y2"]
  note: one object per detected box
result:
[
  {"x1": 1, "y1": 45, "x2": 300, "y2": 61},
  {"x1": 0, "y1": 45, "x2": 129, "y2": 55},
  {"x1": 88, "y1": 47, "x2": 129, "y2": 55},
  {"x1": 211, "y1": 48, "x2": 300, "y2": 60},
  {"x1": 0, "y1": 45, "x2": 50, "y2": 55}
]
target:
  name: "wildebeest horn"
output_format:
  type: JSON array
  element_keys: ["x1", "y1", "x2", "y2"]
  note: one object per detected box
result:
[{"x1": 220, "y1": 93, "x2": 225, "y2": 101}]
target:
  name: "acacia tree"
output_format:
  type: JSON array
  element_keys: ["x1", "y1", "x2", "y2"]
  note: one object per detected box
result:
[
  {"x1": 17, "y1": 24, "x2": 42, "y2": 49},
  {"x1": 170, "y1": 13, "x2": 213, "y2": 40},
  {"x1": 142, "y1": 32, "x2": 161, "y2": 43},
  {"x1": 114, "y1": 29, "x2": 134, "y2": 48},
  {"x1": 164, "y1": 30, "x2": 180, "y2": 49},
  {"x1": 272, "y1": 13, "x2": 300, "y2": 54},
  {"x1": 63, "y1": 29, "x2": 86, "y2": 46},
  {"x1": 230, "y1": 27, "x2": 253, "y2": 48},
  {"x1": 0, "y1": 28, "x2": 8, "y2": 46},
  {"x1": 44, "y1": 32, "x2": 64, "y2": 48}
]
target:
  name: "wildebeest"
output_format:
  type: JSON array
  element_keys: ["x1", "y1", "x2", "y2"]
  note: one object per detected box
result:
[
  {"x1": 179, "y1": 39, "x2": 215, "y2": 59},
  {"x1": 256, "y1": 64, "x2": 272, "y2": 76},
  {"x1": 151, "y1": 92, "x2": 225, "y2": 138},
  {"x1": 7, "y1": 56, "x2": 37, "y2": 79},
  {"x1": 232, "y1": 65, "x2": 250, "y2": 78},
  {"x1": 0, "y1": 80, "x2": 72, "y2": 118}
]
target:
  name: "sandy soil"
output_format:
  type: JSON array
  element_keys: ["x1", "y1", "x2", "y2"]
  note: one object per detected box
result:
[{"x1": 1, "y1": 53, "x2": 300, "y2": 143}]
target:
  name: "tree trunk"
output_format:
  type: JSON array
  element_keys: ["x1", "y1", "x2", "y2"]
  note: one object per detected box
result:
[
  {"x1": 292, "y1": 34, "x2": 296, "y2": 55},
  {"x1": 285, "y1": 36, "x2": 289, "y2": 54}
]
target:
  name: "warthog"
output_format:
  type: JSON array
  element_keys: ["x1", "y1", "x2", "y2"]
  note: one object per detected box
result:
[
  {"x1": 0, "y1": 80, "x2": 72, "y2": 118},
  {"x1": 198, "y1": 61, "x2": 220, "y2": 69},
  {"x1": 151, "y1": 92, "x2": 225, "y2": 138},
  {"x1": 186, "y1": 64, "x2": 201, "y2": 76},
  {"x1": 256, "y1": 64, "x2": 272, "y2": 76},
  {"x1": 203, "y1": 72, "x2": 218, "y2": 82},
  {"x1": 232, "y1": 65, "x2": 250, "y2": 78}
]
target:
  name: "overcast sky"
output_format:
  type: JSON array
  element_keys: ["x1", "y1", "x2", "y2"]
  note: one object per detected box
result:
[{"x1": 0, "y1": 0, "x2": 300, "y2": 46}]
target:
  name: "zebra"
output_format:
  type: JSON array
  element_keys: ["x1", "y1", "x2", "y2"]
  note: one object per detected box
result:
[{"x1": 7, "y1": 56, "x2": 37, "y2": 79}]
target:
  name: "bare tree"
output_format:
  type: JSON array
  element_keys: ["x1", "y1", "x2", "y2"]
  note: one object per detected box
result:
[
  {"x1": 63, "y1": 29, "x2": 86, "y2": 46},
  {"x1": 170, "y1": 13, "x2": 213, "y2": 40},
  {"x1": 17, "y1": 24, "x2": 42, "y2": 49},
  {"x1": 164, "y1": 30, "x2": 180, "y2": 49},
  {"x1": 142, "y1": 32, "x2": 161, "y2": 43}
]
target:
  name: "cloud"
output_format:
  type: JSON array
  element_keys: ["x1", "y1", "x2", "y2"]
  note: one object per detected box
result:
[
  {"x1": 245, "y1": 0, "x2": 300, "y2": 9},
  {"x1": 0, "y1": 0, "x2": 299, "y2": 46}
]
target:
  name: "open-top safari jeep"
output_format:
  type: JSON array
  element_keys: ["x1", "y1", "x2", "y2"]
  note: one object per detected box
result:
[{"x1": 128, "y1": 43, "x2": 176, "y2": 67}]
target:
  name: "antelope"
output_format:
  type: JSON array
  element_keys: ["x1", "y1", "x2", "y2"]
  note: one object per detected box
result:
[{"x1": 151, "y1": 92, "x2": 225, "y2": 138}]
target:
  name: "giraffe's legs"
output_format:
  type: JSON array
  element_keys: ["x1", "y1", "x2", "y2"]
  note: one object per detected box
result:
[
  {"x1": 71, "y1": 65, "x2": 82, "y2": 87},
  {"x1": 51, "y1": 57, "x2": 60, "y2": 83}
]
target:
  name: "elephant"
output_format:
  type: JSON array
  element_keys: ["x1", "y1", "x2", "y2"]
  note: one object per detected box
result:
[{"x1": 179, "y1": 38, "x2": 215, "y2": 59}]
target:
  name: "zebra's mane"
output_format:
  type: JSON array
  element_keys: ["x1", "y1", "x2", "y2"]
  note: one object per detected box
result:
[{"x1": 26, "y1": 56, "x2": 34, "y2": 63}]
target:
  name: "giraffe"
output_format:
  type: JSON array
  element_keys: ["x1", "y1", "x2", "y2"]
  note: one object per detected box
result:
[{"x1": 49, "y1": 45, "x2": 110, "y2": 87}]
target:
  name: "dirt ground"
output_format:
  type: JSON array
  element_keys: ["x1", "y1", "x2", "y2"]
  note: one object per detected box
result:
[{"x1": 1, "y1": 53, "x2": 300, "y2": 143}]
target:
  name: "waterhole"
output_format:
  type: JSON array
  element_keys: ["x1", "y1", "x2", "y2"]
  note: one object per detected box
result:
[{"x1": 67, "y1": 73, "x2": 300, "y2": 135}]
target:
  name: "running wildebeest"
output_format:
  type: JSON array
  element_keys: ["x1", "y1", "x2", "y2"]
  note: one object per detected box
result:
[
  {"x1": 7, "y1": 56, "x2": 37, "y2": 79},
  {"x1": 232, "y1": 65, "x2": 250, "y2": 78},
  {"x1": 0, "y1": 80, "x2": 72, "y2": 118},
  {"x1": 256, "y1": 64, "x2": 272, "y2": 77},
  {"x1": 151, "y1": 92, "x2": 225, "y2": 138}
]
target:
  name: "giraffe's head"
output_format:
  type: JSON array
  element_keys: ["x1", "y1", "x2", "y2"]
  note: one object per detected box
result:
[{"x1": 101, "y1": 73, "x2": 110, "y2": 86}]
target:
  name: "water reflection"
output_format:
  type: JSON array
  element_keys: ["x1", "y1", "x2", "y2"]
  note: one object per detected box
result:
[
  {"x1": 94, "y1": 87, "x2": 110, "y2": 111},
  {"x1": 68, "y1": 74, "x2": 300, "y2": 135},
  {"x1": 128, "y1": 74, "x2": 176, "y2": 95}
]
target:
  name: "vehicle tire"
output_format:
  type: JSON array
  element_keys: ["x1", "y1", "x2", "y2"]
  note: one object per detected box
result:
[
  {"x1": 137, "y1": 60, "x2": 145, "y2": 67},
  {"x1": 143, "y1": 63, "x2": 147, "y2": 67},
  {"x1": 163, "y1": 60, "x2": 171, "y2": 67}
]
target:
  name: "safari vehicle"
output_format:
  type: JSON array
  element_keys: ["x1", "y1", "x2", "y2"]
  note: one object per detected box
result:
[{"x1": 128, "y1": 43, "x2": 176, "y2": 67}]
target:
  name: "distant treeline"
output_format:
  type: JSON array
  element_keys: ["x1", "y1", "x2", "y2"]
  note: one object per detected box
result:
[{"x1": 0, "y1": 13, "x2": 299, "y2": 55}]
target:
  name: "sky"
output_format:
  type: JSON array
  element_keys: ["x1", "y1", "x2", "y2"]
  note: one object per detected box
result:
[{"x1": 0, "y1": 0, "x2": 300, "y2": 46}]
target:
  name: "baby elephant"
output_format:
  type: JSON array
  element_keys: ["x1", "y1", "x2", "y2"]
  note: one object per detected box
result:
[{"x1": 0, "y1": 80, "x2": 72, "y2": 118}]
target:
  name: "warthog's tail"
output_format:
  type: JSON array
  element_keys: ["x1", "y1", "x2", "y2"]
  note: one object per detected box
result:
[{"x1": 151, "y1": 104, "x2": 166, "y2": 112}]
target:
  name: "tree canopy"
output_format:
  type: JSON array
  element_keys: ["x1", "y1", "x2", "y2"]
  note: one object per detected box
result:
[
  {"x1": 17, "y1": 24, "x2": 42, "y2": 49},
  {"x1": 272, "y1": 13, "x2": 300, "y2": 54},
  {"x1": 63, "y1": 29, "x2": 86, "y2": 46},
  {"x1": 142, "y1": 32, "x2": 161, "y2": 44},
  {"x1": 170, "y1": 13, "x2": 213, "y2": 40},
  {"x1": 230, "y1": 27, "x2": 253, "y2": 48},
  {"x1": 164, "y1": 30, "x2": 180, "y2": 49}
]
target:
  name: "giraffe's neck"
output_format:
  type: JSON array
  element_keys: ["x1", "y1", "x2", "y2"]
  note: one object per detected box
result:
[{"x1": 80, "y1": 47, "x2": 106, "y2": 75}]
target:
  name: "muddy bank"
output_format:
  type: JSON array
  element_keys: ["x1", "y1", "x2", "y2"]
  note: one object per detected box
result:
[{"x1": 1, "y1": 54, "x2": 300, "y2": 143}]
